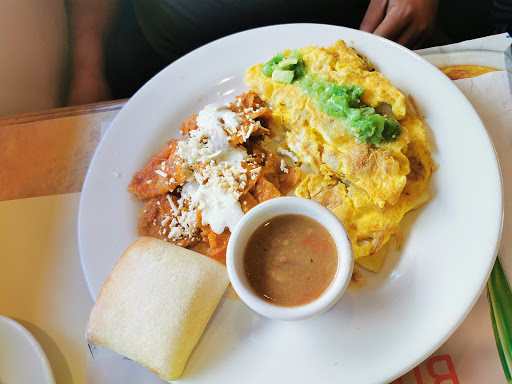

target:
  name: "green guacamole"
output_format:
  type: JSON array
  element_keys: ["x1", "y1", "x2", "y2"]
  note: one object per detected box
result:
[
  {"x1": 261, "y1": 50, "x2": 306, "y2": 80},
  {"x1": 261, "y1": 52, "x2": 402, "y2": 145}
]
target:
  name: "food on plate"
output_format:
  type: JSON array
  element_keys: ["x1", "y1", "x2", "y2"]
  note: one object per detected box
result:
[
  {"x1": 245, "y1": 40, "x2": 434, "y2": 271},
  {"x1": 440, "y1": 65, "x2": 499, "y2": 80},
  {"x1": 128, "y1": 92, "x2": 300, "y2": 264},
  {"x1": 86, "y1": 237, "x2": 229, "y2": 381},
  {"x1": 128, "y1": 40, "x2": 433, "y2": 274},
  {"x1": 244, "y1": 214, "x2": 338, "y2": 306},
  {"x1": 246, "y1": 40, "x2": 410, "y2": 208}
]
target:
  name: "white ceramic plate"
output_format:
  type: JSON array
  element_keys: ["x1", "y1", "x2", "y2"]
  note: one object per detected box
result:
[
  {"x1": 0, "y1": 315, "x2": 55, "y2": 384},
  {"x1": 420, "y1": 50, "x2": 511, "y2": 285},
  {"x1": 79, "y1": 24, "x2": 503, "y2": 384}
]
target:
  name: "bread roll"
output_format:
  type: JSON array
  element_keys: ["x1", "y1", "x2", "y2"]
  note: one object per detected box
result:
[{"x1": 86, "y1": 236, "x2": 229, "y2": 381}]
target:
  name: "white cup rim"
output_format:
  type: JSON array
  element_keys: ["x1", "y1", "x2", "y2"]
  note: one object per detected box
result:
[{"x1": 226, "y1": 196, "x2": 354, "y2": 321}]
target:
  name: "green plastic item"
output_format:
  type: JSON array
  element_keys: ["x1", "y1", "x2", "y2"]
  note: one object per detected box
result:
[{"x1": 487, "y1": 256, "x2": 512, "y2": 383}]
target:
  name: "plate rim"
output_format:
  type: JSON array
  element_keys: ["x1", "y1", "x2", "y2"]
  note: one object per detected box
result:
[{"x1": 421, "y1": 49, "x2": 507, "y2": 70}]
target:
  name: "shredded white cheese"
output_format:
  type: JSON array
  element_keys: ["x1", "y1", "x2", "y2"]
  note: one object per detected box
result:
[
  {"x1": 277, "y1": 147, "x2": 299, "y2": 163},
  {"x1": 280, "y1": 159, "x2": 289, "y2": 173},
  {"x1": 155, "y1": 170, "x2": 168, "y2": 178},
  {"x1": 159, "y1": 102, "x2": 264, "y2": 242}
]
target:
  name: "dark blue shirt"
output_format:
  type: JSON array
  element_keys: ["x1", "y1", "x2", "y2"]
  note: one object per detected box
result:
[{"x1": 132, "y1": 0, "x2": 370, "y2": 62}]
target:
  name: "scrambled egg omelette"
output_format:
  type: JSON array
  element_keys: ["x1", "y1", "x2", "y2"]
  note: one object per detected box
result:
[{"x1": 245, "y1": 40, "x2": 434, "y2": 272}]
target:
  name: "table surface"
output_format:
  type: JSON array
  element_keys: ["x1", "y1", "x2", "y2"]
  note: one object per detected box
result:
[
  {"x1": 0, "y1": 100, "x2": 127, "y2": 202},
  {"x1": 1, "y1": 37, "x2": 510, "y2": 382},
  {"x1": 0, "y1": 100, "x2": 127, "y2": 384}
]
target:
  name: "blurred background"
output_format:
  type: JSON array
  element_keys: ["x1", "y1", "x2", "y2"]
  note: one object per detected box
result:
[{"x1": 0, "y1": 0, "x2": 507, "y2": 117}]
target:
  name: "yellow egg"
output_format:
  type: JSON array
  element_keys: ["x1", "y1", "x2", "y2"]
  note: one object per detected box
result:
[{"x1": 245, "y1": 40, "x2": 434, "y2": 272}]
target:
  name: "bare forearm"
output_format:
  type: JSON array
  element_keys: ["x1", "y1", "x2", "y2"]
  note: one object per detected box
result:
[
  {"x1": 67, "y1": 0, "x2": 122, "y2": 105},
  {"x1": 360, "y1": 0, "x2": 439, "y2": 48},
  {"x1": 68, "y1": 0, "x2": 121, "y2": 63}
]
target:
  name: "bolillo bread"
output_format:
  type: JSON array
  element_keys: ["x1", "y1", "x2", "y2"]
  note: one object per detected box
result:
[{"x1": 86, "y1": 236, "x2": 229, "y2": 381}]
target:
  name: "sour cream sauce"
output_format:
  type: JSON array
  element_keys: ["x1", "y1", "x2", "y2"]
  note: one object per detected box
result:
[{"x1": 176, "y1": 104, "x2": 252, "y2": 234}]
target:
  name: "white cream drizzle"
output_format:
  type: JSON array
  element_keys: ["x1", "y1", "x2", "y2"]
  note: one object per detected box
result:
[
  {"x1": 179, "y1": 180, "x2": 244, "y2": 234},
  {"x1": 162, "y1": 103, "x2": 260, "y2": 238}
]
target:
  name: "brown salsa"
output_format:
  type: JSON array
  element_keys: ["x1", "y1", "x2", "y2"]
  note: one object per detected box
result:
[{"x1": 243, "y1": 214, "x2": 338, "y2": 307}]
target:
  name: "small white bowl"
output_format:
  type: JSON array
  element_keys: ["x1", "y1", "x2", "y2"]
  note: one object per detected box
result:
[
  {"x1": 226, "y1": 196, "x2": 354, "y2": 321},
  {"x1": 0, "y1": 316, "x2": 55, "y2": 384}
]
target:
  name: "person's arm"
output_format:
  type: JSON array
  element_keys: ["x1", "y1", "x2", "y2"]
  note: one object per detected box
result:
[
  {"x1": 66, "y1": 0, "x2": 122, "y2": 106},
  {"x1": 360, "y1": 0, "x2": 439, "y2": 49}
]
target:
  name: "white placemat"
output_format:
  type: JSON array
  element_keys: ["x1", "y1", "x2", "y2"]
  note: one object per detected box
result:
[{"x1": 0, "y1": 193, "x2": 91, "y2": 384}]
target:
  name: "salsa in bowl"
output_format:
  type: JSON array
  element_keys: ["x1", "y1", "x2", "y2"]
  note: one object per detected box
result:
[{"x1": 226, "y1": 196, "x2": 354, "y2": 320}]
